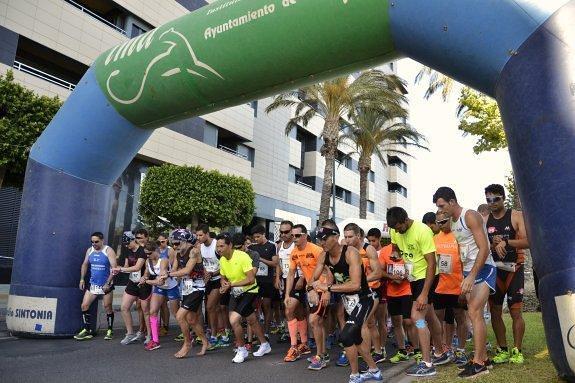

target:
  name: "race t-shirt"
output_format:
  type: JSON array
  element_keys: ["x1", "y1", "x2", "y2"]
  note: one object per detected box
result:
[
  {"x1": 289, "y1": 242, "x2": 323, "y2": 284},
  {"x1": 360, "y1": 244, "x2": 381, "y2": 289},
  {"x1": 390, "y1": 221, "x2": 436, "y2": 281},
  {"x1": 249, "y1": 241, "x2": 277, "y2": 282},
  {"x1": 126, "y1": 246, "x2": 146, "y2": 283},
  {"x1": 433, "y1": 231, "x2": 463, "y2": 295},
  {"x1": 378, "y1": 244, "x2": 411, "y2": 297},
  {"x1": 219, "y1": 250, "x2": 258, "y2": 294}
]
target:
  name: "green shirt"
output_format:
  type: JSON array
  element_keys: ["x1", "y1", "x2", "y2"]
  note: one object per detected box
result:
[
  {"x1": 219, "y1": 250, "x2": 258, "y2": 293},
  {"x1": 390, "y1": 221, "x2": 436, "y2": 281}
]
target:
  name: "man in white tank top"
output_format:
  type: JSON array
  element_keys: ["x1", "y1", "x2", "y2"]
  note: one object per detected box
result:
[{"x1": 434, "y1": 187, "x2": 496, "y2": 379}]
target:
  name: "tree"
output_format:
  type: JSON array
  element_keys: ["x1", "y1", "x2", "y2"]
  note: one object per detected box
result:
[
  {"x1": 139, "y1": 164, "x2": 255, "y2": 231},
  {"x1": 342, "y1": 107, "x2": 427, "y2": 218},
  {"x1": 0, "y1": 70, "x2": 62, "y2": 188},
  {"x1": 505, "y1": 171, "x2": 521, "y2": 210},
  {"x1": 265, "y1": 70, "x2": 407, "y2": 222},
  {"x1": 414, "y1": 66, "x2": 455, "y2": 101}
]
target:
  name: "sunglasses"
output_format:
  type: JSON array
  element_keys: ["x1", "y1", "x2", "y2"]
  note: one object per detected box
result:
[
  {"x1": 280, "y1": 230, "x2": 292, "y2": 235},
  {"x1": 159, "y1": 240, "x2": 167, "y2": 243},
  {"x1": 486, "y1": 196, "x2": 503, "y2": 203},
  {"x1": 172, "y1": 242, "x2": 181, "y2": 246},
  {"x1": 136, "y1": 236, "x2": 145, "y2": 240},
  {"x1": 91, "y1": 240, "x2": 101, "y2": 244},
  {"x1": 435, "y1": 218, "x2": 449, "y2": 225},
  {"x1": 294, "y1": 233, "x2": 303, "y2": 238}
]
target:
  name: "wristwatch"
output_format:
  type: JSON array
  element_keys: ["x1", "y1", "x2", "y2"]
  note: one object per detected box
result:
[
  {"x1": 503, "y1": 238, "x2": 509, "y2": 246},
  {"x1": 327, "y1": 284, "x2": 333, "y2": 292}
]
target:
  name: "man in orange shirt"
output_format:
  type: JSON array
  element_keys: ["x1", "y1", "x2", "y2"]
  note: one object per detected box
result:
[
  {"x1": 379, "y1": 239, "x2": 416, "y2": 363},
  {"x1": 432, "y1": 210, "x2": 468, "y2": 366},
  {"x1": 284, "y1": 224, "x2": 329, "y2": 370}
]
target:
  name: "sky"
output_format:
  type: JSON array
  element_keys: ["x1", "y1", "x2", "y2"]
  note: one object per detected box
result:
[{"x1": 395, "y1": 58, "x2": 513, "y2": 220}]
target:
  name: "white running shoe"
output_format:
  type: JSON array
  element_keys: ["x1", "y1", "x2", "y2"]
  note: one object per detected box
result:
[
  {"x1": 233, "y1": 347, "x2": 249, "y2": 363},
  {"x1": 120, "y1": 334, "x2": 136, "y2": 345},
  {"x1": 253, "y1": 342, "x2": 271, "y2": 357},
  {"x1": 130, "y1": 331, "x2": 144, "y2": 344}
]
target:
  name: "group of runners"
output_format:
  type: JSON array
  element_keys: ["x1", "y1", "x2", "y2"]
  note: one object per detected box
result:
[{"x1": 74, "y1": 183, "x2": 530, "y2": 382}]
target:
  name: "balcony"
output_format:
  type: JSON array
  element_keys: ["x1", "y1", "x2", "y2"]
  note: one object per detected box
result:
[
  {"x1": 13, "y1": 60, "x2": 76, "y2": 91},
  {"x1": 218, "y1": 144, "x2": 248, "y2": 160},
  {"x1": 63, "y1": 0, "x2": 127, "y2": 35}
]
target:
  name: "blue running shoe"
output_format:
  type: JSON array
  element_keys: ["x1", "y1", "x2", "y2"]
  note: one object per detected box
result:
[
  {"x1": 406, "y1": 362, "x2": 437, "y2": 377},
  {"x1": 337, "y1": 351, "x2": 350, "y2": 367}
]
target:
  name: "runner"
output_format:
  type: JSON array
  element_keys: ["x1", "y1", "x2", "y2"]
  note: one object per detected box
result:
[
  {"x1": 433, "y1": 211, "x2": 468, "y2": 366},
  {"x1": 135, "y1": 229, "x2": 152, "y2": 337},
  {"x1": 344, "y1": 225, "x2": 384, "y2": 369},
  {"x1": 313, "y1": 222, "x2": 383, "y2": 383},
  {"x1": 74, "y1": 232, "x2": 117, "y2": 341},
  {"x1": 274, "y1": 220, "x2": 295, "y2": 342},
  {"x1": 387, "y1": 207, "x2": 444, "y2": 377},
  {"x1": 143, "y1": 242, "x2": 181, "y2": 351},
  {"x1": 422, "y1": 212, "x2": 440, "y2": 235},
  {"x1": 434, "y1": 186, "x2": 496, "y2": 378},
  {"x1": 485, "y1": 184, "x2": 529, "y2": 365},
  {"x1": 157, "y1": 233, "x2": 176, "y2": 336},
  {"x1": 378, "y1": 239, "x2": 416, "y2": 364},
  {"x1": 249, "y1": 225, "x2": 279, "y2": 339},
  {"x1": 115, "y1": 231, "x2": 152, "y2": 345},
  {"x1": 282, "y1": 224, "x2": 317, "y2": 363},
  {"x1": 216, "y1": 233, "x2": 271, "y2": 363},
  {"x1": 168, "y1": 229, "x2": 209, "y2": 358}
]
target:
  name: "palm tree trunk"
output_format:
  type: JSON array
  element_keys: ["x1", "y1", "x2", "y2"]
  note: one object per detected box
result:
[
  {"x1": 319, "y1": 118, "x2": 339, "y2": 223},
  {"x1": 359, "y1": 166, "x2": 368, "y2": 219}
]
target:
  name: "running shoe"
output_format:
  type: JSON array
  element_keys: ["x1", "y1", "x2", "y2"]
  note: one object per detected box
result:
[
  {"x1": 104, "y1": 329, "x2": 113, "y2": 340},
  {"x1": 145, "y1": 340, "x2": 161, "y2": 351},
  {"x1": 159, "y1": 326, "x2": 168, "y2": 336},
  {"x1": 348, "y1": 374, "x2": 361, "y2": 383},
  {"x1": 253, "y1": 342, "x2": 272, "y2": 357},
  {"x1": 389, "y1": 350, "x2": 409, "y2": 364},
  {"x1": 359, "y1": 369, "x2": 383, "y2": 382},
  {"x1": 233, "y1": 347, "x2": 249, "y2": 363},
  {"x1": 297, "y1": 343, "x2": 311, "y2": 355},
  {"x1": 219, "y1": 336, "x2": 232, "y2": 348},
  {"x1": 457, "y1": 362, "x2": 489, "y2": 378},
  {"x1": 454, "y1": 350, "x2": 469, "y2": 367},
  {"x1": 207, "y1": 336, "x2": 219, "y2": 351},
  {"x1": 174, "y1": 333, "x2": 185, "y2": 342},
  {"x1": 372, "y1": 349, "x2": 386, "y2": 364},
  {"x1": 509, "y1": 347, "x2": 524, "y2": 364},
  {"x1": 322, "y1": 352, "x2": 331, "y2": 364},
  {"x1": 359, "y1": 361, "x2": 369, "y2": 373},
  {"x1": 405, "y1": 362, "x2": 437, "y2": 377},
  {"x1": 493, "y1": 348, "x2": 510, "y2": 364},
  {"x1": 326, "y1": 333, "x2": 336, "y2": 350},
  {"x1": 336, "y1": 351, "x2": 350, "y2": 367},
  {"x1": 74, "y1": 329, "x2": 93, "y2": 341},
  {"x1": 308, "y1": 355, "x2": 328, "y2": 370},
  {"x1": 284, "y1": 346, "x2": 300, "y2": 362},
  {"x1": 132, "y1": 331, "x2": 145, "y2": 343},
  {"x1": 120, "y1": 333, "x2": 136, "y2": 345},
  {"x1": 432, "y1": 351, "x2": 452, "y2": 366}
]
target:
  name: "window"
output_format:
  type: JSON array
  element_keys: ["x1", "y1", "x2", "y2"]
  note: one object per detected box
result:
[
  {"x1": 368, "y1": 170, "x2": 375, "y2": 182},
  {"x1": 336, "y1": 151, "x2": 353, "y2": 170},
  {"x1": 335, "y1": 186, "x2": 352, "y2": 204},
  {"x1": 388, "y1": 182, "x2": 408, "y2": 198},
  {"x1": 368, "y1": 200, "x2": 375, "y2": 213},
  {"x1": 250, "y1": 100, "x2": 258, "y2": 118},
  {"x1": 131, "y1": 24, "x2": 147, "y2": 38},
  {"x1": 388, "y1": 155, "x2": 407, "y2": 173},
  {"x1": 289, "y1": 165, "x2": 297, "y2": 183}
]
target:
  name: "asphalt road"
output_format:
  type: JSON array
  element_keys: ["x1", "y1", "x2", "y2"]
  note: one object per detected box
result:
[{"x1": 0, "y1": 329, "x2": 411, "y2": 383}]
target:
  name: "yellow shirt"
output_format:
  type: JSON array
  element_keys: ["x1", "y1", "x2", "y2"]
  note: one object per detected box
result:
[
  {"x1": 390, "y1": 221, "x2": 436, "y2": 281},
  {"x1": 219, "y1": 250, "x2": 258, "y2": 293}
]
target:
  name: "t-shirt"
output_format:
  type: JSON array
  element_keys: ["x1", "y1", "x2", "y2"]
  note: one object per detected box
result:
[
  {"x1": 126, "y1": 246, "x2": 147, "y2": 274},
  {"x1": 378, "y1": 244, "x2": 411, "y2": 297},
  {"x1": 246, "y1": 249, "x2": 260, "y2": 269},
  {"x1": 390, "y1": 221, "x2": 436, "y2": 281},
  {"x1": 360, "y1": 245, "x2": 381, "y2": 289},
  {"x1": 433, "y1": 231, "x2": 463, "y2": 295},
  {"x1": 219, "y1": 250, "x2": 258, "y2": 294},
  {"x1": 289, "y1": 242, "x2": 323, "y2": 284},
  {"x1": 249, "y1": 241, "x2": 277, "y2": 282}
]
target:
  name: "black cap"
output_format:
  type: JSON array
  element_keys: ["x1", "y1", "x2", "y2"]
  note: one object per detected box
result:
[{"x1": 317, "y1": 227, "x2": 340, "y2": 240}]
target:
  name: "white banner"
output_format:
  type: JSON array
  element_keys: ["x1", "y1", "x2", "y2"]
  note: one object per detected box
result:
[
  {"x1": 555, "y1": 293, "x2": 575, "y2": 373},
  {"x1": 6, "y1": 295, "x2": 57, "y2": 334}
]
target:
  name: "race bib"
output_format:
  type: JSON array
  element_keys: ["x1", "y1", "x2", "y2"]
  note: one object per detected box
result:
[
  {"x1": 281, "y1": 259, "x2": 290, "y2": 279},
  {"x1": 231, "y1": 287, "x2": 244, "y2": 297},
  {"x1": 342, "y1": 294, "x2": 360, "y2": 315},
  {"x1": 203, "y1": 258, "x2": 219, "y2": 273},
  {"x1": 390, "y1": 264, "x2": 406, "y2": 276},
  {"x1": 438, "y1": 254, "x2": 453, "y2": 274},
  {"x1": 405, "y1": 263, "x2": 416, "y2": 282},
  {"x1": 256, "y1": 262, "x2": 268, "y2": 276},
  {"x1": 495, "y1": 261, "x2": 516, "y2": 272},
  {"x1": 129, "y1": 271, "x2": 141, "y2": 283},
  {"x1": 89, "y1": 284, "x2": 104, "y2": 295}
]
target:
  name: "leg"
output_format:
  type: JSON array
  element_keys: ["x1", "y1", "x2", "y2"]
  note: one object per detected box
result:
[
  {"x1": 206, "y1": 288, "x2": 220, "y2": 338},
  {"x1": 246, "y1": 311, "x2": 267, "y2": 344},
  {"x1": 454, "y1": 308, "x2": 467, "y2": 350},
  {"x1": 377, "y1": 301, "x2": 388, "y2": 352},
  {"x1": 467, "y1": 282, "x2": 490, "y2": 364},
  {"x1": 230, "y1": 311, "x2": 245, "y2": 347},
  {"x1": 490, "y1": 304, "x2": 507, "y2": 348},
  {"x1": 367, "y1": 299, "x2": 381, "y2": 353},
  {"x1": 175, "y1": 308, "x2": 193, "y2": 358},
  {"x1": 425, "y1": 304, "x2": 444, "y2": 356},
  {"x1": 261, "y1": 297, "x2": 272, "y2": 335},
  {"x1": 510, "y1": 307, "x2": 525, "y2": 350},
  {"x1": 136, "y1": 299, "x2": 145, "y2": 333},
  {"x1": 79, "y1": 291, "x2": 98, "y2": 331},
  {"x1": 149, "y1": 294, "x2": 164, "y2": 343},
  {"x1": 160, "y1": 299, "x2": 169, "y2": 331},
  {"x1": 103, "y1": 292, "x2": 114, "y2": 331},
  {"x1": 140, "y1": 297, "x2": 151, "y2": 340},
  {"x1": 121, "y1": 293, "x2": 138, "y2": 334},
  {"x1": 411, "y1": 302, "x2": 432, "y2": 363},
  {"x1": 309, "y1": 313, "x2": 326, "y2": 356}
]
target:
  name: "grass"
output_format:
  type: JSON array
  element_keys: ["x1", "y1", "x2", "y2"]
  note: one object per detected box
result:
[{"x1": 428, "y1": 312, "x2": 561, "y2": 383}]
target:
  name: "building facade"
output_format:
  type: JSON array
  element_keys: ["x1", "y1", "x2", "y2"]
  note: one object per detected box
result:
[{"x1": 0, "y1": 0, "x2": 411, "y2": 275}]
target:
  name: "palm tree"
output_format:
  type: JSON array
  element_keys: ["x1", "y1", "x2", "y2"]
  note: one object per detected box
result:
[
  {"x1": 342, "y1": 108, "x2": 427, "y2": 218},
  {"x1": 265, "y1": 70, "x2": 407, "y2": 223},
  {"x1": 414, "y1": 66, "x2": 455, "y2": 101}
]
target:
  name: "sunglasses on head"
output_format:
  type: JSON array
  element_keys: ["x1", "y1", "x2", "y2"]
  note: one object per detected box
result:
[
  {"x1": 486, "y1": 196, "x2": 503, "y2": 203},
  {"x1": 435, "y1": 218, "x2": 449, "y2": 225},
  {"x1": 280, "y1": 230, "x2": 292, "y2": 235}
]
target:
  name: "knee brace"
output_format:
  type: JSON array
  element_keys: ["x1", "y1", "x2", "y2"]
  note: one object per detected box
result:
[
  {"x1": 340, "y1": 321, "x2": 362, "y2": 347},
  {"x1": 415, "y1": 319, "x2": 427, "y2": 329}
]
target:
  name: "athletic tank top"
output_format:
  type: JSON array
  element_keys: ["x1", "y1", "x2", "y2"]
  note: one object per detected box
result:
[
  {"x1": 325, "y1": 245, "x2": 371, "y2": 297},
  {"x1": 147, "y1": 258, "x2": 178, "y2": 289},
  {"x1": 451, "y1": 208, "x2": 494, "y2": 272},
  {"x1": 159, "y1": 246, "x2": 170, "y2": 260},
  {"x1": 360, "y1": 243, "x2": 381, "y2": 289},
  {"x1": 89, "y1": 246, "x2": 110, "y2": 286},
  {"x1": 486, "y1": 209, "x2": 525, "y2": 264},
  {"x1": 278, "y1": 241, "x2": 295, "y2": 279},
  {"x1": 201, "y1": 239, "x2": 220, "y2": 280}
]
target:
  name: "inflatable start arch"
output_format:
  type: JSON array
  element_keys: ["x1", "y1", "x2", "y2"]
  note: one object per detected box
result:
[{"x1": 7, "y1": 0, "x2": 575, "y2": 379}]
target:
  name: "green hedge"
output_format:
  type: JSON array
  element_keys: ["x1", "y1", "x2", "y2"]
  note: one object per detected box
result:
[{"x1": 139, "y1": 164, "x2": 255, "y2": 230}]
